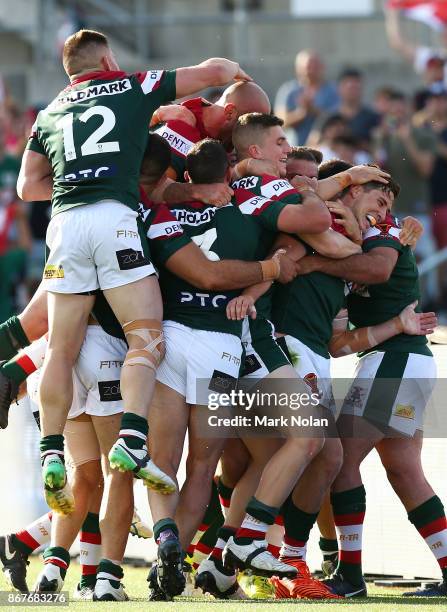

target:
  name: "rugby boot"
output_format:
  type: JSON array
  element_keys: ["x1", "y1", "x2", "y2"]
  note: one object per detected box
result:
[
  {"x1": 147, "y1": 565, "x2": 169, "y2": 601},
  {"x1": 321, "y1": 572, "x2": 367, "y2": 598},
  {"x1": 195, "y1": 558, "x2": 246, "y2": 599},
  {"x1": 130, "y1": 507, "x2": 153, "y2": 539},
  {"x1": 0, "y1": 535, "x2": 29, "y2": 592},
  {"x1": 403, "y1": 580, "x2": 447, "y2": 597},
  {"x1": 223, "y1": 537, "x2": 297, "y2": 578},
  {"x1": 33, "y1": 564, "x2": 64, "y2": 593},
  {"x1": 272, "y1": 557, "x2": 342, "y2": 599},
  {"x1": 93, "y1": 578, "x2": 128, "y2": 602},
  {"x1": 238, "y1": 570, "x2": 275, "y2": 599},
  {"x1": 42, "y1": 455, "x2": 74, "y2": 516},
  {"x1": 156, "y1": 536, "x2": 185, "y2": 599},
  {"x1": 0, "y1": 364, "x2": 18, "y2": 429},
  {"x1": 108, "y1": 439, "x2": 176, "y2": 494}
]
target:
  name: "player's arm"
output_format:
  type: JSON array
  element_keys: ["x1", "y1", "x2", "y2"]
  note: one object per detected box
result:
[
  {"x1": 276, "y1": 188, "x2": 331, "y2": 235},
  {"x1": 298, "y1": 246, "x2": 399, "y2": 284},
  {"x1": 384, "y1": 6, "x2": 417, "y2": 63},
  {"x1": 226, "y1": 238, "x2": 305, "y2": 320},
  {"x1": 17, "y1": 149, "x2": 52, "y2": 202},
  {"x1": 175, "y1": 58, "x2": 251, "y2": 98},
  {"x1": 329, "y1": 303, "x2": 437, "y2": 358},
  {"x1": 164, "y1": 242, "x2": 295, "y2": 291},
  {"x1": 154, "y1": 177, "x2": 233, "y2": 206},
  {"x1": 315, "y1": 165, "x2": 390, "y2": 202}
]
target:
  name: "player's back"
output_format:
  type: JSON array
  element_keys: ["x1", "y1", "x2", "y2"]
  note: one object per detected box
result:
[{"x1": 29, "y1": 69, "x2": 176, "y2": 216}]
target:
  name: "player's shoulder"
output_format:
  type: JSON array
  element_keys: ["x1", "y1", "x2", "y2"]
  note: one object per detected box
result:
[{"x1": 363, "y1": 213, "x2": 401, "y2": 244}]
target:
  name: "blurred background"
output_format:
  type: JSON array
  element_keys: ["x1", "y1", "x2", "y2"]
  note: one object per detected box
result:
[{"x1": 0, "y1": 0, "x2": 447, "y2": 578}]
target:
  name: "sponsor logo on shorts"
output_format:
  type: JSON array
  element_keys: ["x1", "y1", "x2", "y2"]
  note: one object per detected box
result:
[
  {"x1": 242, "y1": 354, "x2": 262, "y2": 377},
  {"x1": 344, "y1": 385, "x2": 366, "y2": 409},
  {"x1": 98, "y1": 380, "x2": 122, "y2": 402},
  {"x1": 208, "y1": 370, "x2": 238, "y2": 394},
  {"x1": 116, "y1": 229, "x2": 138, "y2": 239},
  {"x1": 100, "y1": 360, "x2": 124, "y2": 369},
  {"x1": 221, "y1": 352, "x2": 241, "y2": 367},
  {"x1": 116, "y1": 248, "x2": 149, "y2": 270},
  {"x1": 44, "y1": 264, "x2": 64, "y2": 279},
  {"x1": 393, "y1": 404, "x2": 415, "y2": 420}
]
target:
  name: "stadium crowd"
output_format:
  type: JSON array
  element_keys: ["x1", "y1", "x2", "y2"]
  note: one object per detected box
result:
[{"x1": 0, "y1": 9, "x2": 446, "y2": 605}]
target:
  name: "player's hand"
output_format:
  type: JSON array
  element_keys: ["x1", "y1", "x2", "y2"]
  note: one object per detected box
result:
[
  {"x1": 226, "y1": 295, "x2": 257, "y2": 320},
  {"x1": 398, "y1": 301, "x2": 437, "y2": 336},
  {"x1": 400, "y1": 216, "x2": 424, "y2": 248},
  {"x1": 150, "y1": 104, "x2": 197, "y2": 127},
  {"x1": 347, "y1": 165, "x2": 390, "y2": 186},
  {"x1": 233, "y1": 64, "x2": 253, "y2": 82},
  {"x1": 193, "y1": 183, "x2": 233, "y2": 207},
  {"x1": 290, "y1": 175, "x2": 318, "y2": 192},
  {"x1": 273, "y1": 249, "x2": 300, "y2": 284},
  {"x1": 327, "y1": 200, "x2": 362, "y2": 244}
]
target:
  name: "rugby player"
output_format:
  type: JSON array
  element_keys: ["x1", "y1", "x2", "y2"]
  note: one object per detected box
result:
[
  {"x1": 295, "y1": 168, "x2": 445, "y2": 598},
  {"x1": 16, "y1": 28, "x2": 253, "y2": 514}
]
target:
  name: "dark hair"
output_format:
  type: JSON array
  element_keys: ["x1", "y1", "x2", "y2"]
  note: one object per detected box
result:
[
  {"x1": 319, "y1": 160, "x2": 400, "y2": 199},
  {"x1": 320, "y1": 113, "x2": 347, "y2": 134},
  {"x1": 63, "y1": 29, "x2": 109, "y2": 75},
  {"x1": 232, "y1": 113, "x2": 283, "y2": 154},
  {"x1": 186, "y1": 138, "x2": 229, "y2": 184},
  {"x1": 318, "y1": 159, "x2": 352, "y2": 180},
  {"x1": 389, "y1": 90, "x2": 407, "y2": 103},
  {"x1": 288, "y1": 146, "x2": 323, "y2": 165},
  {"x1": 338, "y1": 67, "x2": 363, "y2": 82},
  {"x1": 140, "y1": 134, "x2": 172, "y2": 183}
]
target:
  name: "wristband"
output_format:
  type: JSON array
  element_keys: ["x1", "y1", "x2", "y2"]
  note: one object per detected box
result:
[
  {"x1": 333, "y1": 171, "x2": 352, "y2": 191},
  {"x1": 260, "y1": 258, "x2": 280, "y2": 281}
]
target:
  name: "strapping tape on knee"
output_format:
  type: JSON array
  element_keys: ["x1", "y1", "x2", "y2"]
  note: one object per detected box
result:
[{"x1": 122, "y1": 319, "x2": 165, "y2": 371}]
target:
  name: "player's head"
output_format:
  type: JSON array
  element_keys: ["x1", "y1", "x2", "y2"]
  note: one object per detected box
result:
[
  {"x1": 63, "y1": 29, "x2": 119, "y2": 78},
  {"x1": 232, "y1": 113, "x2": 291, "y2": 178},
  {"x1": 186, "y1": 138, "x2": 230, "y2": 185},
  {"x1": 140, "y1": 134, "x2": 172, "y2": 191},
  {"x1": 206, "y1": 82, "x2": 271, "y2": 146},
  {"x1": 319, "y1": 159, "x2": 400, "y2": 230},
  {"x1": 286, "y1": 146, "x2": 322, "y2": 181}
]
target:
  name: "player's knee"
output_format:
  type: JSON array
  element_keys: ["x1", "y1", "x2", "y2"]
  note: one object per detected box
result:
[
  {"x1": 122, "y1": 318, "x2": 165, "y2": 371},
  {"x1": 72, "y1": 460, "x2": 103, "y2": 490},
  {"x1": 291, "y1": 436, "x2": 324, "y2": 458}
]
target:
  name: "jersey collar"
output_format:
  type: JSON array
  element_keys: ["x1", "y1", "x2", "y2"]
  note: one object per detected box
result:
[{"x1": 68, "y1": 70, "x2": 127, "y2": 87}]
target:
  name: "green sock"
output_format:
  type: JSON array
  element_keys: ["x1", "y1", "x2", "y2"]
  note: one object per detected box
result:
[
  {"x1": 43, "y1": 546, "x2": 70, "y2": 580},
  {"x1": 408, "y1": 495, "x2": 447, "y2": 579},
  {"x1": 119, "y1": 413, "x2": 148, "y2": 450},
  {"x1": 282, "y1": 496, "x2": 319, "y2": 544},
  {"x1": 234, "y1": 497, "x2": 278, "y2": 545},
  {"x1": 0, "y1": 316, "x2": 29, "y2": 360},
  {"x1": 40, "y1": 435, "x2": 65, "y2": 465},
  {"x1": 1, "y1": 356, "x2": 31, "y2": 385},
  {"x1": 153, "y1": 518, "x2": 179, "y2": 543},
  {"x1": 97, "y1": 559, "x2": 123, "y2": 589},
  {"x1": 319, "y1": 536, "x2": 339, "y2": 560},
  {"x1": 79, "y1": 512, "x2": 100, "y2": 589},
  {"x1": 331, "y1": 486, "x2": 366, "y2": 586},
  {"x1": 217, "y1": 477, "x2": 233, "y2": 513}
]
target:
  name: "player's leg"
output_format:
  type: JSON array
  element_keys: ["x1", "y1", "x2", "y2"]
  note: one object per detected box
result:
[
  {"x1": 317, "y1": 495, "x2": 339, "y2": 577},
  {"x1": 39, "y1": 291, "x2": 94, "y2": 511},
  {"x1": 377, "y1": 434, "x2": 447, "y2": 596},
  {"x1": 34, "y1": 414, "x2": 102, "y2": 594}
]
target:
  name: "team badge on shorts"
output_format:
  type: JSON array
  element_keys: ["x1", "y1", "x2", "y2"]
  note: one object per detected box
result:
[
  {"x1": 208, "y1": 370, "x2": 237, "y2": 394},
  {"x1": 43, "y1": 264, "x2": 64, "y2": 279},
  {"x1": 303, "y1": 372, "x2": 322, "y2": 399}
]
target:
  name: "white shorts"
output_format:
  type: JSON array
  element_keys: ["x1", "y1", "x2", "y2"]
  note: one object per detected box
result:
[
  {"x1": 241, "y1": 318, "x2": 290, "y2": 380},
  {"x1": 340, "y1": 351, "x2": 437, "y2": 436},
  {"x1": 27, "y1": 325, "x2": 126, "y2": 419},
  {"x1": 156, "y1": 321, "x2": 242, "y2": 405},
  {"x1": 284, "y1": 335, "x2": 334, "y2": 412},
  {"x1": 43, "y1": 200, "x2": 155, "y2": 293}
]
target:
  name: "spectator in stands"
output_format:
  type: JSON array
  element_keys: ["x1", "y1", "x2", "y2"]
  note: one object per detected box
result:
[
  {"x1": 0, "y1": 126, "x2": 31, "y2": 319},
  {"x1": 373, "y1": 90, "x2": 437, "y2": 302},
  {"x1": 385, "y1": 6, "x2": 447, "y2": 110},
  {"x1": 373, "y1": 86, "x2": 398, "y2": 117},
  {"x1": 336, "y1": 67, "x2": 380, "y2": 149},
  {"x1": 416, "y1": 85, "x2": 447, "y2": 306},
  {"x1": 307, "y1": 113, "x2": 348, "y2": 160},
  {"x1": 274, "y1": 50, "x2": 339, "y2": 145}
]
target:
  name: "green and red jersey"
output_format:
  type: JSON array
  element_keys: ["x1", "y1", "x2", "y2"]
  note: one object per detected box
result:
[{"x1": 27, "y1": 69, "x2": 177, "y2": 216}]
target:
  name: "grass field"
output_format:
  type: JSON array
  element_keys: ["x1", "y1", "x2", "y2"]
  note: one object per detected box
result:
[{"x1": 5, "y1": 557, "x2": 445, "y2": 612}]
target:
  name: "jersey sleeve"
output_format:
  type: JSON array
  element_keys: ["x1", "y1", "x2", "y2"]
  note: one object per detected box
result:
[
  {"x1": 361, "y1": 216, "x2": 404, "y2": 254},
  {"x1": 233, "y1": 187, "x2": 289, "y2": 231},
  {"x1": 146, "y1": 201, "x2": 191, "y2": 264},
  {"x1": 152, "y1": 119, "x2": 202, "y2": 180},
  {"x1": 25, "y1": 118, "x2": 46, "y2": 156},
  {"x1": 134, "y1": 69, "x2": 177, "y2": 106}
]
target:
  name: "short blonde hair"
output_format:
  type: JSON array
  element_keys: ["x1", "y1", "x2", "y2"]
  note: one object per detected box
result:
[{"x1": 63, "y1": 29, "x2": 109, "y2": 76}]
